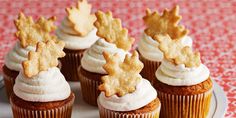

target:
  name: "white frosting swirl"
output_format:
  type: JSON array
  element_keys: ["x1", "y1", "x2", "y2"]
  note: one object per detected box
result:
[
  {"x1": 4, "y1": 41, "x2": 36, "y2": 71},
  {"x1": 155, "y1": 60, "x2": 210, "y2": 86},
  {"x1": 138, "y1": 33, "x2": 163, "y2": 61},
  {"x1": 13, "y1": 67, "x2": 71, "y2": 102},
  {"x1": 138, "y1": 33, "x2": 193, "y2": 61},
  {"x1": 81, "y1": 38, "x2": 128, "y2": 74},
  {"x1": 56, "y1": 18, "x2": 99, "y2": 50},
  {"x1": 98, "y1": 79, "x2": 157, "y2": 111}
]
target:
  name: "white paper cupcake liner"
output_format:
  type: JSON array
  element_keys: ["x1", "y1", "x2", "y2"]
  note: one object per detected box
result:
[
  {"x1": 3, "y1": 71, "x2": 16, "y2": 99},
  {"x1": 60, "y1": 50, "x2": 84, "y2": 81},
  {"x1": 10, "y1": 96, "x2": 74, "y2": 118},
  {"x1": 98, "y1": 99, "x2": 161, "y2": 118},
  {"x1": 157, "y1": 88, "x2": 212, "y2": 118},
  {"x1": 139, "y1": 53, "x2": 161, "y2": 84},
  {"x1": 78, "y1": 67, "x2": 101, "y2": 106}
]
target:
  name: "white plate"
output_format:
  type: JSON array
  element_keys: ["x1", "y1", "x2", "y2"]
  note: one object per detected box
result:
[{"x1": 0, "y1": 80, "x2": 227, "y2": 118}]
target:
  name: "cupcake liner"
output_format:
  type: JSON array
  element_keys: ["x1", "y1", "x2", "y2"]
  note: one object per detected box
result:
[
  {"x1": 10, "y1": 95, "x2": 75, "y2": 118},
  {"x1": 139, "y1": 53, "x2": 161, "y2": 84},
  {"x1": 157, "y1": 88, "x2": 212, "y2": 118},
  {"x1": 60, "y1": 49, "x2": 84, "y2": 81},
  {"x1": 3, "y1": 73, "x2": 16, "y2": 99},
  {"x1": 78, "y1": 67, "x2": 102, "y2": 106},
  {"x1": 2, "y1": 65, "x2": 19, "y2": 99},
  {"x1": 98, "y1": 100, "x2": 160, "y2": 118}
]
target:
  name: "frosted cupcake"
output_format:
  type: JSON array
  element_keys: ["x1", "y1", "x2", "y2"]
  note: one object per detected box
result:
[
  {"x1": 3, "y1": 13, "x2": 58, "y2": 99},
  {"x1": 56, "y1": 0, "x2": 99, "y2": 81},
  {"x1": 137, "y1": 6, "x2": 192, "y2": 84},
  {"x1": 10, "y1": 40, "x2": 75, "y2": 118},
  {"x1": 97, "y1": 51, "x2": 160, "y2": 118},
  {"x1": 78, "y1": 11, "x2": 134, "y2": 106},
  {"x1": 151, "y1": 34, "x2": 212, "y2": 117}
]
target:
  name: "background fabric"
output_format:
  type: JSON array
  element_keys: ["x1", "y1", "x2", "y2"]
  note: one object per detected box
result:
[{"x1": 0, "y1": 0, "x2": 235, "y2": 117}]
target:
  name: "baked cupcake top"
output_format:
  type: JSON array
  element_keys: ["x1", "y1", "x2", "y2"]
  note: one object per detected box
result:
[
  {"x1": 56, "y1": 0, "x2": 99, "y2": 50},
  {"x1": 153, "y1": 34, "x2": 209, "y2": 86},
  {"x1": 4, "y1": 13, "x2": 57, "y2": 71},
  {"x1": 98, "y1": 51, "x2": 157, "y2": 111},
  {"x1": 14, "y1": 40, "x2": 71, "y2": 102},
  {"x1": 138, "y1": 6, "x2": 192, "y2": 61},
  {"x1": 81, "y1": 11, "x2": 134, "y2": 74}
]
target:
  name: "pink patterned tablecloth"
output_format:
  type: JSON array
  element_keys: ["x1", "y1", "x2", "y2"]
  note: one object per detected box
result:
[{"x1": 0, "y1": 0, "x2": 235, "y2": 117}]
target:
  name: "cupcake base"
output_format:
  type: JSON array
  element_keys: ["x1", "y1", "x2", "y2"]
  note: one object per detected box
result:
[
  {"x1": 2, "y1": 65, "x2": 19, "y2": 99},
  {"x1": 78, "y1": 66, "x2": 103, "y2": 106},
  {"x1": 153, "y1": 78, "x2": 213, "y2": 118},
  {"x1": 60, "y1": 48, "x2": 85, "y2": 81},
  {"x1": 138, "y1": 51, "x2": 161, "y2": 84},
  {"x1": 10, "y1": 93, "x2": 75, "y2": 118},
  {"x1": 98, "y1": 98, "x2": 161, "y2": 118}
]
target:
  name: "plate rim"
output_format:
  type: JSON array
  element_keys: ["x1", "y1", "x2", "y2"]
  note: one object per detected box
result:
[{"x1": 212, "y1": 79, "x2": 228, "y2": 118}]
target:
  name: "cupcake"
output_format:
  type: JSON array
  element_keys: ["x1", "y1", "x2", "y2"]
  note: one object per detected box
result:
[
  {"x1": 10, "y1": 40, "x2": 75, "y2": 118},
  {"x1": 137, "y1": 6, "x2": 192, "y2": 84},
  {"x1": 97, "y1": 51, "x2": 161, "y2": 118},
  {"x1": 3, "y1": 13, "x2": 58, "y2": 99},
  {"x1": 78, "y1": 11, "x2": 134, "y2": 106},
  {"x1": 56, "y1": 0, "x2": 99, "y2": 81},
  {"x1": 148, "y1": 21, "x2": 212, "y2": 117}
]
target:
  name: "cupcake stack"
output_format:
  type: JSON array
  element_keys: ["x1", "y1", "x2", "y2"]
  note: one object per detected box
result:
[{"x1": 2, "y1": 1, "x2": 214, "y2": 118}]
